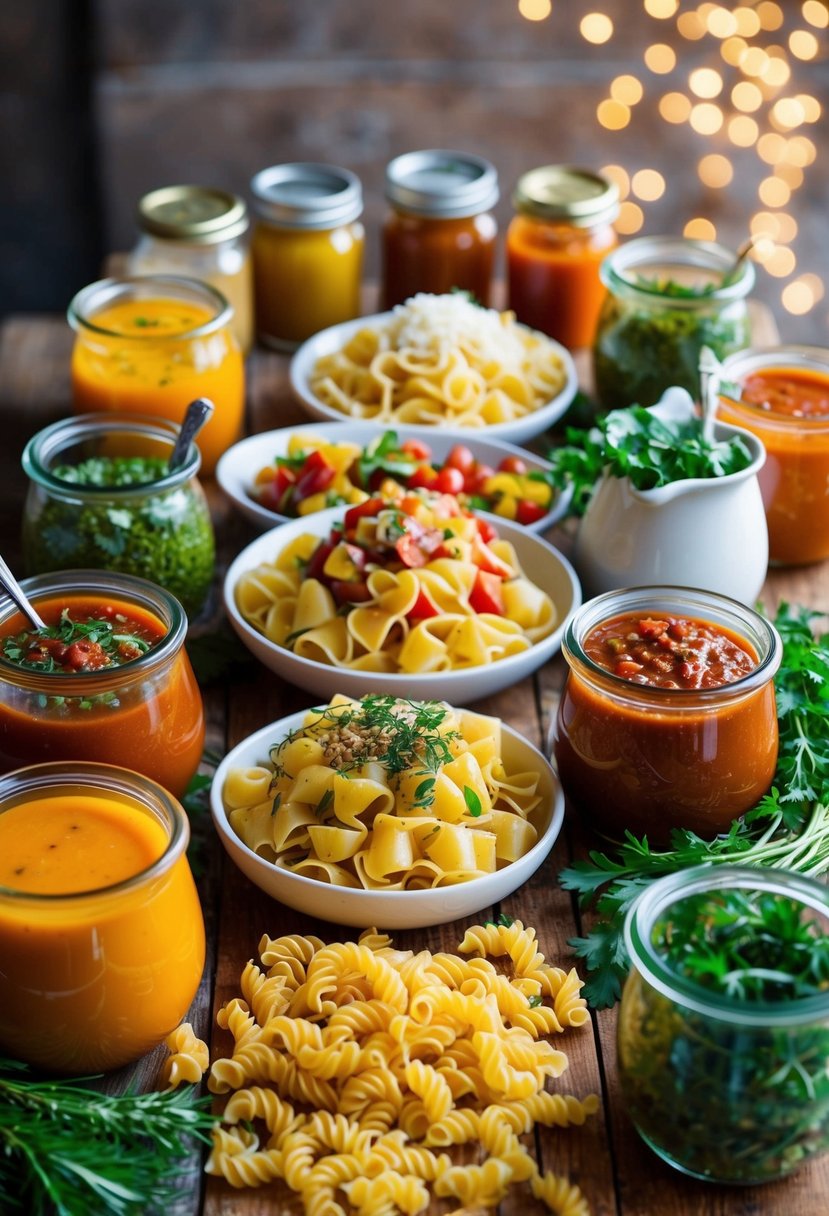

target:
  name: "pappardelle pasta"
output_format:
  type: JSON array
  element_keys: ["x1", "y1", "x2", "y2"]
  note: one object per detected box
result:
[
  {"x1": 235, "y1": 493, "x2": 557, "y2": 673},
  {"x1": 223, "y1": 695, "x2": 548, "y2": 889},
  {"x1": 308, "y1": 292, "x2": 569, "y2": 427}
]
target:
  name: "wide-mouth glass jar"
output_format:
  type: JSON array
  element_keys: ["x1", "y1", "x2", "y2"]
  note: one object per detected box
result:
[
  {"x1": 0, "y1": 761, "x2": 205, "y2": 1072},
  {"x1": 22, "y1": 412, "x2": 215, "y2": 619},
  {"x1": 619, "y1": 865, "x2": 829, "y2": 1184},
  {"x1": 68, "y1": 274, "x2": 245, "y2": 474},
  {"x1": 593, "y1": 236, "x2": 754, "y2": 409},
  {"x1": 553, "y1": 586, "x2": 780, "y2": 841},
  {"x1": 718, "y1": 345, "x2": 829, "y2": 566},
  {"x1": 0, "y1": 570, "x2": 204, "y2": 797}
]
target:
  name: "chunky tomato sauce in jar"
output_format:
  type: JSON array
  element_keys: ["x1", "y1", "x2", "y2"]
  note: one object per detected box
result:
[{"x1": 553, "y1": 589, "x2": 781, "y2": 842}]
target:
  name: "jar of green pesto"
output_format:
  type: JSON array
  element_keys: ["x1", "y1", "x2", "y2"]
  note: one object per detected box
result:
[
  {"x1": 593, "y1": 236, "x2": 754, "y2": 409},
  {"x1": 22, "y1": 414, "x2": 215, "y2": 619}
]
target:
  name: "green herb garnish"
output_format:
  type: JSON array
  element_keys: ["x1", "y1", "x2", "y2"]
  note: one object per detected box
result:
[
  {"x1": 51, "y1": 456, "x2": 169, "y2": 488},
  {"x1": 1, "y1": 609, "x2": 153, "y2": 674},
  {"x1": 356, "y1": 431, "x2": 420, "y2": 487},
  {"x1": 463, "y1": 786, "x2": 483, "y2": 817}
]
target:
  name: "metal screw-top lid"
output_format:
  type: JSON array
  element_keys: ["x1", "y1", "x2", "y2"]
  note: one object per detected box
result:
[
  {"x1": 137, "y1": 186, "x2": 249, "y2": 243},
  {"x1": 513, "y1": 166, "x2": 619, "y2": 227},
  {"x1": 385, "y1": 150, "x2": 499, "y2": 219},
  {"x1": 250, "y1": 163, "x2": 363, "y2": 230}
]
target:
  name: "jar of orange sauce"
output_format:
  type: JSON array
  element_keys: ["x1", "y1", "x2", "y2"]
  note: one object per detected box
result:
[
  {"x1": 251, "y1": 162, "x2": 364, "y2": 351},
  {"x1": 68, "y1": 274, "x2": 245, "y2": 474},
  {"x1": 506, "y1": 166, "x2": 619, "y2": 349},
  {"x1": 0, "y1": 761, "x2": 204, "y2": 1072},
  {"x1": 381, "y1": 150, "x2": 499, "y2": 309}
]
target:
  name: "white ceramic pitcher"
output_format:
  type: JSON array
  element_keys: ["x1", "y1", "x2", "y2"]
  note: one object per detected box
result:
[{"x1": 574, "y1": 387, "x2": 768, "y2": 605}]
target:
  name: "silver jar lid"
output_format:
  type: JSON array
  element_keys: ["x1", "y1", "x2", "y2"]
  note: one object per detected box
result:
[
  {"x1": 250, "y1": 163, "x2": 363, "y2": 230},
  {"x1": 385, "y1": 150, "x2": 499, "y2": 218}
]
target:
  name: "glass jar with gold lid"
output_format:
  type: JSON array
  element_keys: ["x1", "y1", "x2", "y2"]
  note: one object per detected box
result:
[{"x1": 127, "y1": 185, "x2": 254, "y2": 354}]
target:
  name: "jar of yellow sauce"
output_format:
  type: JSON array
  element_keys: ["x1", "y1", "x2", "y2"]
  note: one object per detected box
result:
[
  {"x1": 250, "y1": 162, "x2": 364, "y2": 351},
  {"x1": 127, "y1": 184, "x2": 254, "y2": 355},
  {"x1": 68, "y1": 275, "x2": 245, "y2": 474},
  {"x1": 0, "y1": 761, "x2": 205, "y2": 1073}
]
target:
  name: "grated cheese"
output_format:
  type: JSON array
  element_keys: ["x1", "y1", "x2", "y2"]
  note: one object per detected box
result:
[{"x1": 391, "y1": 293, "x2": 529, "y2": 363}]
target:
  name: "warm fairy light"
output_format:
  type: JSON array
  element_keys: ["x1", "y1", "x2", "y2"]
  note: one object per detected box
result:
[
  {"x1": 800, "y1": 273, "x2": 825, "y2": 302},
  {"x1": 600, "y1": 164, "x2": 631, "y2": 200},
  {"x1": 706, "y1": 6, "x2": 738, "y2": 37},
  {"x1": 690, "y1": 102, "x2": 724, "y2": 134},
  {"x1": 580, "y1": 12, "x2": 614, "y2": 42},
  {"x1": 677, "y1": 11, "x2": 707, "y2": 39},
  {"x1": 644, "y1": 43, "x2": 676, "y2": 73},
  {"x1": 751, "y1": 236, "x2": 777, "y2": 262},
  {"x1": 731, "y1": 81, "x2": 762, "y2": 112},
  {"x1": 684, "y1": 217, "x2": 717, "y2": 241},
  {"x1": 518, "y1": 0, "x2": 552, "y2": 19},
  {"x1": 611, "y1": 75, "x2": 644, "y2": 105},
  {"x1": 760, "y1": 55, "x2": 792, "y2": 86},
  {"x1": 775, "y1": 163, "x2": 805, "y2": 190},
  {"x1": 796, "y1": 94, "x2": 822, "y2": 123},
  {"x1": 689, "y1": 68, "x2": 724, "y2": 98},
  {"x1": 802, "y1": 0, "x2": 829, "y2": 28},
  {"x1": 750, "y1": 211, "x2": 781, "y2": 241},
  {"x1": 616, "y1": 202, "x2": 645, "y2": 235},
  {"x1": 741, "y1": 47, "x2": 770, "y2": 76},
  {"x1": 771, "y1": 97, "x2": 807, "y2": 129},
  {"x1": 659, "y1": 92, "x2": 692, "y2": 122},
  {"x1": 597, "y1": 99, "x2": 631, "y2": 129},
  {"x1": 733, "y1": 6, "x2": 761, "y2": 36},
  {"x1": 786, "y1": 135, "x2": 817, "y2": 166},
  {"x1": 765, "y1": 246, "x2": 797, "y2": 277},
  {"x1": 643, "y1": 0, "x2": 679, "y2": 16},
  {"x1": 720, "y1": 36, "x2": 748, "y2": 66},
  {"x1": 790, "y1": 29, "x2": 820, "y2": 58},
  {"x1": 698, "y1": 153, "x2": 734, "y2": 188},
  {"x1": 727, "y1": 115, "x2": 759, "y2": 145},
  {"x1": 757, "y1": 132, "x2": 788, "y2": 163},
  {"x1": 631, "y1": 169, "x2": 666, "y2": 201},
  {"x1": 756, "y1": 2, "x2": 784, "y2": 31},
  {"x1": 759, "y1": 176, "x2": 792, "y2": 207},
  {"x1": 781, "y1": 280, "x2": 815, "y2": 314},
  {"x1": 773, "y1": 213, "x2": 799, "y2": 243}
]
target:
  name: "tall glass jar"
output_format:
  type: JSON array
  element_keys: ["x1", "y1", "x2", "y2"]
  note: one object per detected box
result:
[
  {"x1": 593, "y1": 236, "x2": 754, "y2": 409},
  {"x1": 68, "y1": 274, "x2": 245, "y2": 475},
  {"x1": 0, "y1": 570, "x2": 205, "y2": 797},
  {"x1": 381, "y1": 150, "x2": 499, "y2": 309},
  {"x1": 127, "y1": 184, "x2": 254, "y2": 355},
  {"x1": 251, "y1": 163, "x2": 364, "y2": 351},
  {"x1": 0, "y1": 761, "x2": 205, "y2": 1073},
  {"x1": 553, "y1": 586, "x2": 780, "y2": 842},
  {"x1": 507, "y1": 166, "x2": 619, "y2": 349},
  {"x1": 22, "y1": 413, "x2": 215, "y2": 619},
  {"x1": 619, "y1": 865, "x2": 829, "y2": 1184},
  {"x1": 718, "y1": 345, "x2": 829, "y2": 566}
]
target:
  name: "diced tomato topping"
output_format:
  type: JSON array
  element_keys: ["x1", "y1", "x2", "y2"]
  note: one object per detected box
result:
[
  {"x1": 294, "y1": 450, "x2": 335, "y2": 499},
  {"x1": 515, "y1": 499, "x2": 547, "y2": 526},
  {"x1": 305, "y1": 540, "x2": 337, "y2": 582},
  {"x1": 469, "y1": 570, "x2": 505, "y2": 615},
  {"x1": 344, "y1": 497, "x2": 385, "y2": 531},
  {"x1": 471, "y1": 534, "x2": 514, "y2": 579},
  {"x1": 445, "y1": 444, "x2": 476, "y2": 474},
  {"x1": 471, "y1": 463, "x2": 496, "y2": 491},
  {"x1": 498, "y1": 455, "x2": 528, "y2": 475},
  {"x1": 407, "y1": 465, "x2": 438, "y2": 491},
  {"x1": 329, "y1": 579, "x2": 373, "y2": 607},
  {"x1": 434, "y1": 466, "x2": 465, "y2": 495},
  {"x1": 395, "y1": 534, "x2": 429, "y2": 568},
  {"x1": 401, "y1": 438, "x2": 432, "y2": 461},
  {"x1": 638, "y1": 618, "x2": 669, "y2": 639},
  {"x1": 475, "y1": 517, "x2": 499, "y2": 544},
  {"x1": 406, "y1": 588, "x2": 441, "y2": 620}
]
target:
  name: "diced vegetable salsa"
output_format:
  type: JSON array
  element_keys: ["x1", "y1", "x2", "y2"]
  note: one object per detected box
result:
[
  {"x1": 1, "y1": 603, "x2": 163, "y2": 674},
  {"x1": 584, "y1": 612, "x2": 758, "y2": 690}
]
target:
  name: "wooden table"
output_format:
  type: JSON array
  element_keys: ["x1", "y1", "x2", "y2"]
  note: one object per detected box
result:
[{"x1": 2, "y1": 312, "x2": 827, "y2": 1216}]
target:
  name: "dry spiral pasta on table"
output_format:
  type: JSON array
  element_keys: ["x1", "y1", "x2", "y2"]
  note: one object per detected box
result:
[
  {"x1": 308, "y1": 291, "x2": 568, "y2": 427},
  {"x1": 203, "y1": 919, "x2": 596, "y2": 1214},
  {"x1": 235, "y1": 493, "x2": 557, "y2": 673},
  {"x1": 223, "y1": 694, "x2": 550, "y2": 889}
]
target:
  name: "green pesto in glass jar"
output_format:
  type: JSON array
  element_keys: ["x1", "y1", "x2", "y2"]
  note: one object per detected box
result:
[
  {"x1": 22, "y1": 415, "x2": 215, "y2": 620},
  {"x1": 593, "y1": 236, "x2": 754, "y2": 409}
]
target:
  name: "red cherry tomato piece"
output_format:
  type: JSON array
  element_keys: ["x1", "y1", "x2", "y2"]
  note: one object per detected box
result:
[
  {"x1": 445, "y1": 444, "x2": 476, "y2": 474},
  {"x1": 515, "y1": 499, "x2": 547, "y2": 526},
  {"x1": 406, "y1": 588, "x2": 441, "y2": 620},
  {"x1": 475, "y1": 517, "x2": 498, "y2": 544},
  {"x1": 401, "y1": 438, "x2": 433, "y2": 461},
  {"x1": 406, "y1": 465, "x2": 438, "y2": 491},
  {"x1": 434, "y1": 466, "x2": 465, "y2": 496},
  {"x1": 344, "y1": 497, "x2": 385, "y2": 531},
  {"x1": 469, "y1": 570, "x2": 505, "y2": 615},
  {"x1": 498, "y1": 455, "x2": 528, "y2": 475},
  {"x1": 471, "y1": 463, "x2": 496, "y2": 491}
]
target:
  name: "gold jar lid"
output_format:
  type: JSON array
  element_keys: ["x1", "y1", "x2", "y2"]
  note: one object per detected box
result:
[
  {"x1": 513, "y1": 166, "x2": 619, "y2": 227},
  {"x1": 137, "y1": 186, "x2": 249, "y2": 244}
]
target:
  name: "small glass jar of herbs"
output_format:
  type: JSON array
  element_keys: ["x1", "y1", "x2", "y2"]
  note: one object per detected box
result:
[
  {"x1": 593, "y1": 235, "x2": 754, "y2": 409},
  {"x1": 21, "y1": 414, "x2": 215, "y2": 619},
  {"x1": 619, "y1": 865, "x2": 829, "y2": 1185}
]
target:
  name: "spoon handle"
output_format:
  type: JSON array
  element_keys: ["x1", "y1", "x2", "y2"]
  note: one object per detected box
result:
[
  {"x1": 698, "y1": 346, "x2": 722, "y2": 444},
  {"x1": 0, "y1": 555, "x2": 46, "y2": 631},
  {"x1": 168, "y1": 398, "x2": 215, "y2": 472}
]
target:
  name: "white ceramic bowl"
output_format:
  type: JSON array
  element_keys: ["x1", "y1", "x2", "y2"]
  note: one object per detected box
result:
[
  {"x1": 211, "y1": 709, "x2": 565, "y2": 928},
  {"x1": 216, "y1": 421, "x2": 570, "y2": 533},
  {"x1": 289, "y1": 312, "x2": 578, "y2": 446},
  {"x1": 223, "y1": 509, "x2": 581, "y2": 704}
]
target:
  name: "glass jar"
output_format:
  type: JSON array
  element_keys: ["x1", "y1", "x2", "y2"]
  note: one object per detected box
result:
[
  {"x1": 68, "y1": 274, "x2": 245, "y2": 475},
  {"x1": 0, "y1": 570, "x2": 205, "y2": 798},
  {"x1": 22, "y1": 413, "x2": 215, "y2": 619},
  {"x1": 593, "y1": 236, "x2": 754, "y2": 409},
  {"x1": 619, "y1": 865, "x2": 829, "y2": 1184},
  {"x1": 127, "y1": 184, "x2": 254, "y2": 355},
  {"x1": 250, "y1": 163, "x2": 364, "y2": 351},
  {"x1": 718, "y1": 345, "x2": 829, "y2": 566},
  {"x1": 507, "y1": 166, "x2": 619, "y2": 349},
  {"x1": 0, "y1": 761, "x2": 204, "y2": 1072},
  {"x1": 381, "y1": 149, "x2": 499, "y2": 309},
  {"x1": 553, "y1": 586, "x2": 781, "y2": 842}
]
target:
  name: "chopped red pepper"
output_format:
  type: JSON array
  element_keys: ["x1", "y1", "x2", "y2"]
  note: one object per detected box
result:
[
  {"x1": 406, "y1": 588, "x2": 441, "y2": 620},
  {"x1": 469, "y1": 570, "x2": 505, "y2": 615}
]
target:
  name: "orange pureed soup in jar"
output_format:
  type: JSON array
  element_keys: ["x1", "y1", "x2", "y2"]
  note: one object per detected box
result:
[
  {"x1": 68, "y1": 275, "x2": 245, "y2": 474},
  {"x1": 718, "y1": 346, "x2": 829, "y2": 566},
  {"x1": 0, "y1": 572, "x2": 204, "y2": 798},
  {"x1": 0, "y1": 762, "x2": 204, "y2": 1072},
  {"x1": 553, "y1": 588, "x2": 781, "y2": 842}
]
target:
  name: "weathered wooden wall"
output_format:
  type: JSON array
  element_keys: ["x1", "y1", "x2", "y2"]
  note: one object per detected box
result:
[{"x1": 4, "y1": 0, "x2": 827, "y2": 344}]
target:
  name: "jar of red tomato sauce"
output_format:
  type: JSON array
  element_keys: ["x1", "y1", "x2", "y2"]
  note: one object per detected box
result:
[
  {"x1": 553, "y1": 587, "x2": 781, "y2": 842},
  {"x1": 0, "y1": 571, "x2": 204, "y2": 798},
  {"x1": 717, "y1": 345, "x2": 829, "y2": 566}
]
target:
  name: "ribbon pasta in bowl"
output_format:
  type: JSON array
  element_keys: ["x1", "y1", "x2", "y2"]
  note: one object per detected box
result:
[
  {"x1": 224, "y1": 497, "x2": 581, "y2": 704},
  {"x1": 210, "y1": 695, "x2": 565, "y2": 928},
  {"x1": 289, "y1": 293, "x2": 578, "y2": 446}
]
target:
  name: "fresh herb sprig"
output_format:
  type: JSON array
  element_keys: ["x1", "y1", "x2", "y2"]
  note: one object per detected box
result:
[
  {"x1": 356, "y1": 431, "x2": 420, "y2": 487},
  {"x1": 561, "y1": 603, "x2": 829, "y2": 1008},
  {"x1": 0, "y1": 1057, "x2": 214, "y2": 1216},
  {"x1": 2, "y1": 609, "x2": 152, "y2": 674},
  {"x1": 51, "y1": 456, "x2": 169, "y2": 488}
]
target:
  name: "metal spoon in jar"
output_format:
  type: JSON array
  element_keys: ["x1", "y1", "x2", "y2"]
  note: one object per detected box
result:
[
  {"x1": 0, "y1": 554, "x2": 46, "y2": 631},
  {"x1": 167, "y1": 397, "x2": 215, "y2": 473},
  {"x1": 698, "y1": 345, "x2": 722, "y2": 444},
  {"x1": 719, "y1": 234, "x2": 759, "y2": 291}
]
